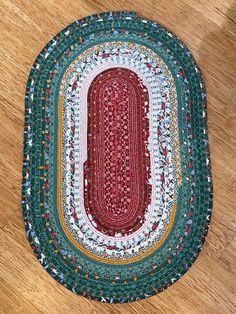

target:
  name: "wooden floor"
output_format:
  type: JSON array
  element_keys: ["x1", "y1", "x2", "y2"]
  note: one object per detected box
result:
[{"x1": 0, "y1": 0, "x2": 236, "y2": 313}]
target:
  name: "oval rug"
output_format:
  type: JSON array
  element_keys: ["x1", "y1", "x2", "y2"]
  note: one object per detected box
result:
[{"x1": 22, "y1": 11, "x2": 213, "y2": 303}]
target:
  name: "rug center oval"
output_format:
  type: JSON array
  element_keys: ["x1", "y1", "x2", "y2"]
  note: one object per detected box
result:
[
  {"x1": 84, "y1": 68, "x2": 151, "y2": 236},
  {"x1": 58, "y1": 42, "x2": 181, "y2": 262}
]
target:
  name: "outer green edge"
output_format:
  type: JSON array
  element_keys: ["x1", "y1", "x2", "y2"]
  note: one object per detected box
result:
[{"x1": 22, "y1": 11, "x2": 213, "y2": 303}]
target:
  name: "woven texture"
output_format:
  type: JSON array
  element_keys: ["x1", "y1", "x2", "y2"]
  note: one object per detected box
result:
[{"x1": 22, "y1": 11, "x2": 213, "y2": 303}]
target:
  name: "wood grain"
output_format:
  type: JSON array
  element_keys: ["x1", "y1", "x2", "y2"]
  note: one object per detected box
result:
[{"x1": 0, "y1": 0, "x2": 236, "y2": 313}]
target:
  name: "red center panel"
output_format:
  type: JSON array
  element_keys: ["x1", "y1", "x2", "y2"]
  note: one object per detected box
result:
[{"x1": 84, "y1": 67, "x2": 152, "y2": 236}]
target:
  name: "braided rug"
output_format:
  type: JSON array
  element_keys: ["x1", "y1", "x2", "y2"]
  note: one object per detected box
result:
[{"x1": 22, "y1": 11, "x2": 213, "y2": 303}]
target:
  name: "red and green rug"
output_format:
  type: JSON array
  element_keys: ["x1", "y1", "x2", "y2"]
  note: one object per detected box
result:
[{"x1": 22, "y1": 11, "x2": 213, "y2": 303}]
